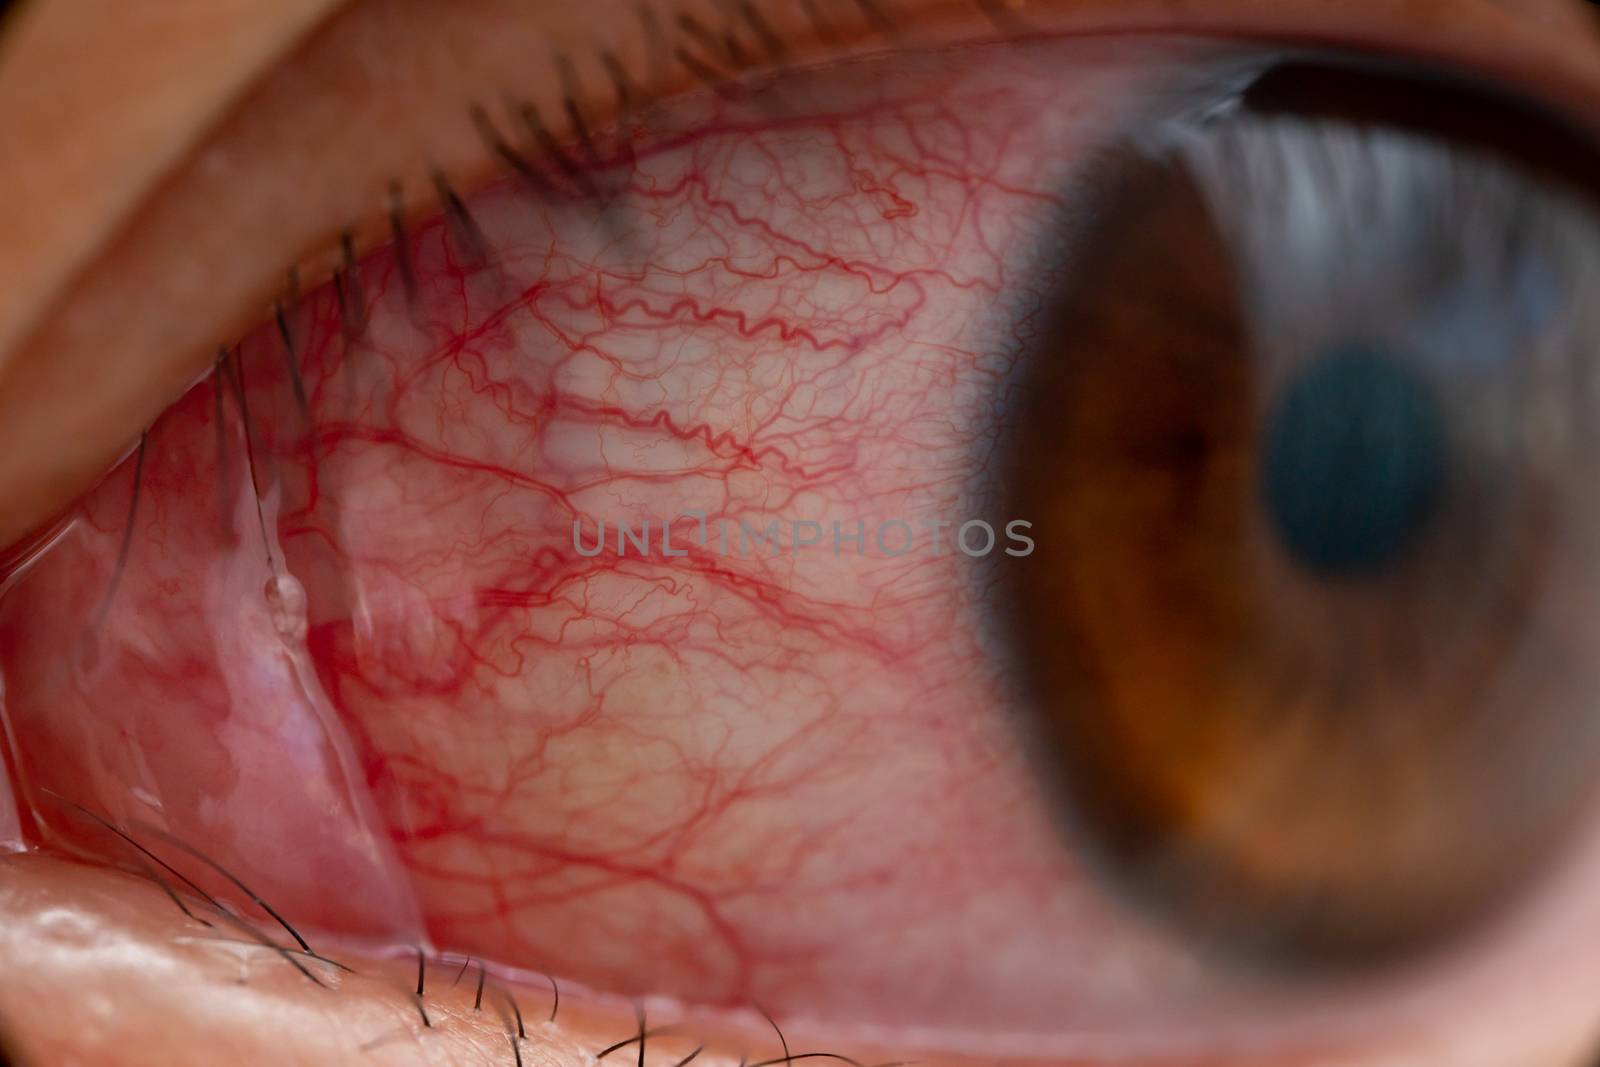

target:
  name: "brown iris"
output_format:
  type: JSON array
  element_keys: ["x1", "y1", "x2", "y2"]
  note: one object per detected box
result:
[{"x1": 1001, "y1": 144, "x2": 1600, "y2": 968}]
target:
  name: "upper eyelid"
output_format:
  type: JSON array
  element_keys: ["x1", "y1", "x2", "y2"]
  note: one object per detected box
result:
[
  {"x1": 0, "y1": 0, "x2": 343, "y2": 376},
  {"x1": 0, "y1": 0, "x2": 889, "y2": 379},
  {"x1": 5, "y1": 0, "x2": 1598, "y2": 363},
  {"x1": 0, "y1": 0, "x2": 935, "y2": 366},
  {"x1": 346, "y1": 0, "x2": 914, "y2": 292},
  {"x1": 0, "y1": 0, "x2": 986, "y2": 554},
  {"x1": 277, "y1": 0, "x2": 1600, "y2": 371},
  {"x1": 1, "y1": 0, "x2": 1598, "y2": 558},
  {"x1": 6, "y1": 0, "x2": 1600, "y2": 351}
]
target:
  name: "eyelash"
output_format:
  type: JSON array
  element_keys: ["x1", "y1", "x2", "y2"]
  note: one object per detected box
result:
[{"x1": 253, "y1": 0, "x2": 986, "y2": 350}]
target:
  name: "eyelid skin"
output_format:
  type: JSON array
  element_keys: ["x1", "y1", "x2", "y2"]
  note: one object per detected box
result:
[
  {"x1": 0, "y1": 0, "x2": 1597, "y2": 553},
  {"x1": 0, "y1": 0, "x2": 344, "y2": 380}
]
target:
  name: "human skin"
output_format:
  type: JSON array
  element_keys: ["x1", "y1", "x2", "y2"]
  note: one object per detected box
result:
[{"x1": 2, "y1": 1, "x2": 1600, "y2": 1064}]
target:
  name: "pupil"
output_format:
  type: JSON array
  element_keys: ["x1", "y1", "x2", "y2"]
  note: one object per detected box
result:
[{"x1": 1261, "y1": 347, "x2": 1446, "y2": 577}]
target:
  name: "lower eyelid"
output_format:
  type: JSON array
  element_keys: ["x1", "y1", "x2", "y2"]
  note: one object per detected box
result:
[{"x1": 0, "y1": 853, "x2": 705, "y2": 1066}]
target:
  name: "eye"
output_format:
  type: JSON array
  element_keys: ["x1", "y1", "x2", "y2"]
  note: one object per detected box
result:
[
  {"x1": 2, "y1": 3, "x2": 1600, "y2": 1066},
  {"x1": 1002, "y1": 58, "x2": 1600, "y2": 972}
]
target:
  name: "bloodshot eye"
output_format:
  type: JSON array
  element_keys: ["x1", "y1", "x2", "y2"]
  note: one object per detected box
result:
[
  {"x1": 999, "y1": 58, "x2": 1600, "y2": 970},
  {"x1": 2, "y1": 30, "x2": 1600, "y2": 1053}
]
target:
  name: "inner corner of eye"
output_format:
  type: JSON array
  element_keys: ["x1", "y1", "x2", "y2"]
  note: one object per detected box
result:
[{"x1": 2, "y1": 29, "x2": 1599, "y2": 1055}]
